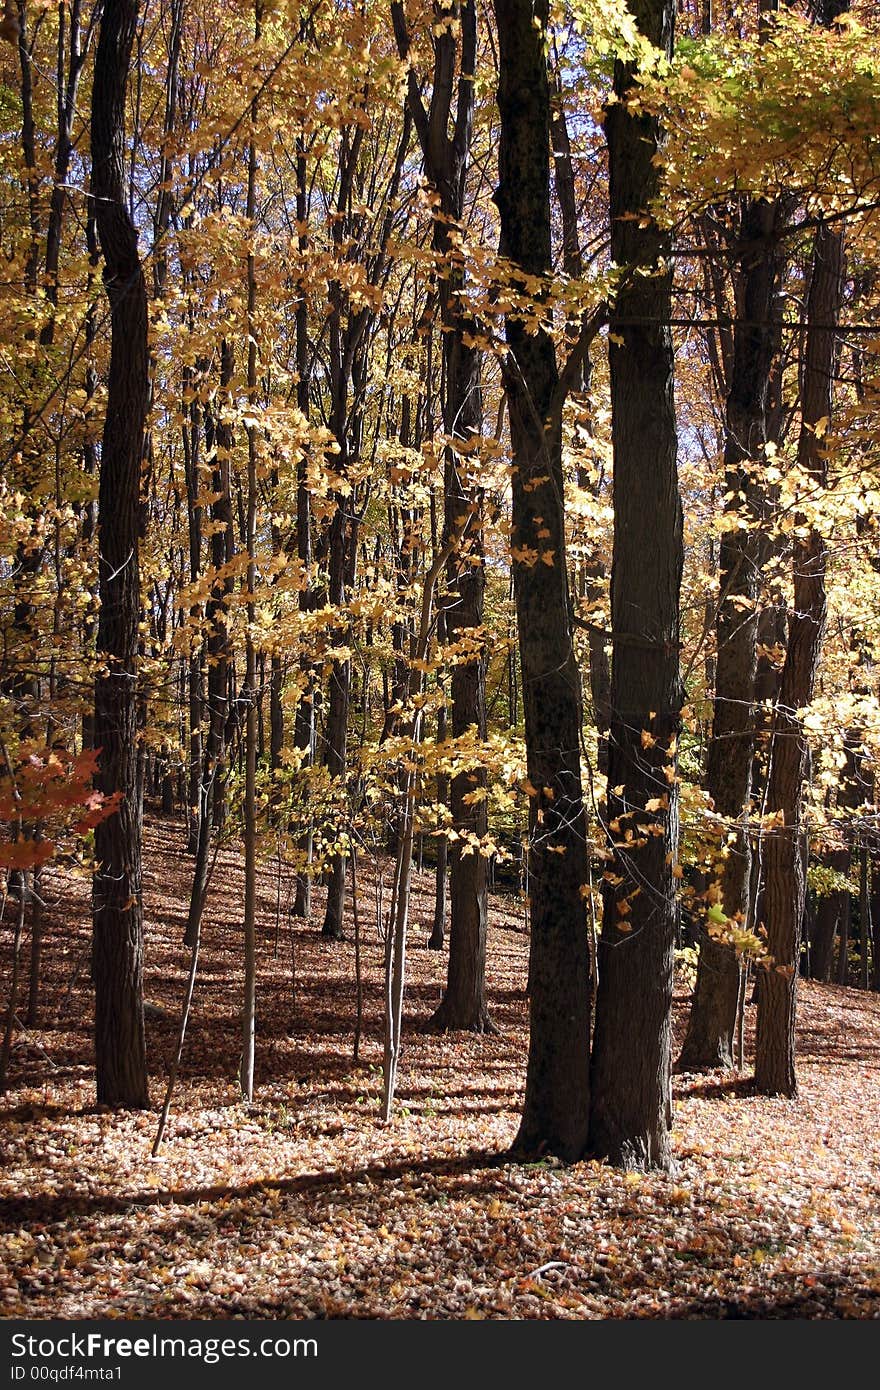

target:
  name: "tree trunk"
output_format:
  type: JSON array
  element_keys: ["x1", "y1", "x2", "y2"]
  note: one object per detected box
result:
[
  {"x1": 429, "y1": 702, "x2": 448, "y2": 951},
  {"x1": 432, "y1": 305, "x2": 489, "y2": 1027},
  {"x1": 292, "y1": 133, "x2": 314, "y2": 921},
  {"x1": 755, "y1": 221, "x2": 843, "y2": 1096},
  {"x1": 494, "y1": 0, "x2": 591, "y2": 1161},
  {"x1": 588, "y1": 0, "x2": 682, "y2": 1171},
  {"x1": 181, "y1": 359, "x2": 205, "y2": 857},
  {"x1": 240, "y1": 30, "x2": 260, "y2": 1101},
  {"x1": 321, "y1": 594, "x2": 350, "y2": 940},
  {"x1": 680, "y1": 195, "x2": 785, "y2": 1070},
  {"x1": 859, "y1": 846, "x2": 870, "y2": 990},
  {"x1": 393, "y1": 0, "x2": 490, "y2": 1031},
  {"x1": 319, "y1": 130, "x2": 372, "y2": 941},
  {"x1": 90, "y1": 0, "x2": 150, "y2": 1109},
  {"x1": 25, "y1": 863, "x2": 43, "y2": 1026},
  {"x1": 382, "y1": 546, "x2": 450, "y2": 1119},
  {"x1": 872, "y1": 859, "x2": 880, "y2": 992}
]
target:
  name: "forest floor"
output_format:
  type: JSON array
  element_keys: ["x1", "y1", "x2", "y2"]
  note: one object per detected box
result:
[{"x1": 2, "y1": 814, "x2": 880, "y2": 1319}]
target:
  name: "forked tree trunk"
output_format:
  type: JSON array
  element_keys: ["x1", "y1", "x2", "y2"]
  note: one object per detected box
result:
[
  {"x1": 588, "y1": 0, "x2": 682, "y2": 1171},
  {"x1": 494, "y1": 0, "x2": 591, "y2": 1161},
  {"x1": 90, "y1": 0, "x2": 150, "y2": 1108},
  {"x1": 393, "y1": 0, "x2": 490, "y2": 1031}
]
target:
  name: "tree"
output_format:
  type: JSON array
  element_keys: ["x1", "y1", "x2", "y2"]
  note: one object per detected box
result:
[
  {"x1": 754, "y1": 216, "x2": 843, "y2": 1095},
  {"x1": 588, "y1": 0, "x2": 683, "y2": 1171},
  {"x1": 494, "y1": 0, "x2": 592, "y2": 1161},
  {"x1": 680, "y1": 191, "x2": 787, "y2": 1071},
  {"x1": 392, "y1": 0, "x2": 491, "y2": 1032},
  {"x1": 754, "y1": 0, "x2": 850, "y2": 1093},
  {"x1": 90, "y1": 0, "x2": 150, "y2": 1109}
]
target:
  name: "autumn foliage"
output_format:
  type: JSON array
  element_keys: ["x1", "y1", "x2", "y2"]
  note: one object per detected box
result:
[{"x1": 2, "y1": 0, "x2": 880, "y2": 1319}]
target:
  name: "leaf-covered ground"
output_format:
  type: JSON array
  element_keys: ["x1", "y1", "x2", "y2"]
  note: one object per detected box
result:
[{"x1": 3, "y1": 816, "x2": 880, "y2": 1319}]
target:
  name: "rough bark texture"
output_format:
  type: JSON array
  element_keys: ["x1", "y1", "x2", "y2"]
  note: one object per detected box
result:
[
  {"x1": 495, "y1": 0, "x2": 591, "y2": 1161},
  {"x1": 680, "y1": 196, "x2": 785, "y2": 1071},
  {"x1": 588, "y1": 0, "x2": 682, "y2": 1171},
  {"x1": 90, "y1": 0, "x2": 150, "y2": 1109},
  {"x1": 755, "y1": 221, "x2": 844, "y2": 1096}
]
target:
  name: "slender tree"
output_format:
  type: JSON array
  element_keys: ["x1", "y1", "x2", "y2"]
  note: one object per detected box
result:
[
  {"x1": 392, "y1": 0, "x2": 491, "y2": 1031},
  {"x1": 240, "y1": 0, "x2": 262, "y2": 1102},
  {"x1": 754, "y1": 0, "x2": 849, "y2": 1098},
  {"x1": 90, "y1": 0, "x2": 150, "y2": 1108},
  {"x1": 184, "y1": 344, "x2": 236, "y2": 950},
  {"x1": 755, "y1": 223, "x2": 844, "y2": 1092},
  {"x1": 680, "y1": 193, "x2": 786, "y2": 1071}
]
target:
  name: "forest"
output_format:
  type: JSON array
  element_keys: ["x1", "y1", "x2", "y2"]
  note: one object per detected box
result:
[{"x1": 2, "y1": 0, "x2": 880, "y2": 1322}]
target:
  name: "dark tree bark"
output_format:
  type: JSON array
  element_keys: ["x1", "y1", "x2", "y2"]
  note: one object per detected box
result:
[
  {"x1": 588, "y1": 0, "x2": 683, "y2": 1171},
  {"x1": 319, "y1": 124, "x2": 366, "y2": 943},
  {"x1": 859, "y1": 846, "x2": 870, "y2": 991},
  {"x1": 292, "y1": 130, "x2": 314, "y2": 920},
  {"x1": 680, "y1": 196, "x2": 786, "y2": 1071},
  {"x1": 393, "y1": 0, "x2": 490, "y2": 1031},
  {"x1": 429, "y1": 701, "x2": 448, "y2": 950},
  {"x1": 494, "y1": 0, "x2": 591, "y2": 1161},
  {"x1": 90, "y1": 0, "x2": 150, "y2": 1108},
  {"x1": 755, "y1": 220, "x2": 844, "y2": 1096},
  {"x1": 240, "y1": 36, "x2": 261, "y2": 1101},
  {"x1": 321, "y1": 553, "x2": 352, "y2": 941}
]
